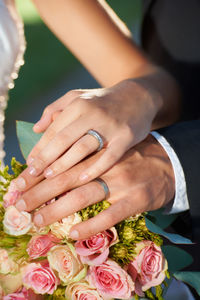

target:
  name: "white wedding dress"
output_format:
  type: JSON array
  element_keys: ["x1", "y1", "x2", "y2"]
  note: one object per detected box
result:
[{"x1": 0, "y1": 0, "x2": 25, "y2": 166}]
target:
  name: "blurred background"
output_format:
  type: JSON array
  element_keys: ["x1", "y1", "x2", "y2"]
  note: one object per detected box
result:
[{"x1": 4, "y1": 0, "x2": 141, "y2": 165}]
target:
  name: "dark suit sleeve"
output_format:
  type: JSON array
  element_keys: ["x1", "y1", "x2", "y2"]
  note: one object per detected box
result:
[{"x1": 157, "y1": 120, "x2": 200, "y2": 241}]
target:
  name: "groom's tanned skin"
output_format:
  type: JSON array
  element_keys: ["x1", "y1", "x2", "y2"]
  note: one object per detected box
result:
[{"x1": 13, "y1": 135, "x2": 175, "y2": 240}]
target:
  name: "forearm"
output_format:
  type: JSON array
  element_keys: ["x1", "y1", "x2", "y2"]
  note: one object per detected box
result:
[{"x1": 32, "y1": 0, "x2": 150, "y2": 87}]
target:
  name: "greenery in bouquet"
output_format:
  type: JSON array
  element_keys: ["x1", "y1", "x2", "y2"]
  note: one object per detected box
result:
[{"x1": 0, "y1": 122, "x2": 199, "y2": 300}]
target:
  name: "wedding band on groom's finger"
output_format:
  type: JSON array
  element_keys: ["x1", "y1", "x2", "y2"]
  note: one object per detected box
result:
[{"x1": 94, "y1": 178, "x2": 110, "y2": 199}]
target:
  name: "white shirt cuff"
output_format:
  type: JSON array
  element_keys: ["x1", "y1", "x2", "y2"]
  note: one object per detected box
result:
[{"x1": 151, "y1": 131, "x2": 189, "y2": 214}]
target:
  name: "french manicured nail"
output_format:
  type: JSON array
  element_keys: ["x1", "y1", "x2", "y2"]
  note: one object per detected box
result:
[
  {"x1": 27, "y1": 156, "x2": 34, "y2": 165},
  {"x1": 28, "y1": 166, "x2": 37, "y2": 176},
  {"x1": 16, "y1": 199, "x2": 26, "y2": 211},
  {"x1": 34, "y1": 214, "x2": 44, "y2": 226},
  {"x1": 79, "y1": 173, "x2": 89, "y2": 181},
  {"x1": 44, "y1": 168, "x2": 53, "y2": 178},
  {"x1": 70, "y1": 230, "x2": 79, "y2": 240},
  {"x1": 15, "y1": 177, "x2": 26, "y2": 190},
  {"x1": 33, "y1": 120, "x2": 42, "y2": 130}
]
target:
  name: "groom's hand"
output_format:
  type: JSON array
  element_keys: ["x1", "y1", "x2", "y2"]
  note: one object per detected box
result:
[{"x1": 11, "y1": 135, "x2": 175, "y2": 240}]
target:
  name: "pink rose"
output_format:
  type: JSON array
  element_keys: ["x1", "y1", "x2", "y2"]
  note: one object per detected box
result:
[
  {"x1": 65, "y1": 280, "x2": 104, "y2": 300},
  {"x1": 3, "y1": 206, "x2": 32, "y2": 236},
  {"x1": 127, "y1": 241, "x2": 168, "y2": 293},
  {"x1": 3, "y1": 288, "x2": 43, "y2": 300},
  {"x1": 21, "y1": 262, "x2": 59, "y2": 295},
  {"x1": 3, "y1": 292, "x2": 27, "y2": 300},
  {"x1": 75, "y1": 228, "x2": 118, "y2": 265},
  {"x1": 3, "y1": 288, "x2": 28, "y2": 300},
  {"x1": 27, "y1": 233, "x2": 60, "y2": 259},
  {"x1": 3, "y1": 182, "x2": 22, "y2": 208},
  {"x1": 87, "y1": 259, "x2": 134, "y2": 299}
]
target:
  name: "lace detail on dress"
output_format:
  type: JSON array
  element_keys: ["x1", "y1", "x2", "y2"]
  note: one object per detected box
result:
[{"x1": 0, "y1": 0, "x2": 26, "y2": 163}]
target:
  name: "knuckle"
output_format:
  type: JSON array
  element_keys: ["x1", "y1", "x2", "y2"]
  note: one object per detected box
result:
[
  {"x1": 107, "y1": 151, "x2": 118, "y2": 164},
  {"x1": 73, "y1": 189, "x2": 89, "y2": 208},
  {"x1": 35, "y1": 152, "x2": 47, "y2": 166},
  {"x1": 43, "y1": 105, "x2": 53, "y2": 115},
  {"x1": 136, "y1": 186, "x2": 149, "y2": 205},
  {"x1": 119, "y1": 169, "x2": 132, "y2": 186},
  {"x1": 121, "y1": 124, "x2": 134, "y2": 143},
  {"x1": 76, "y1": 98, "x2": 92, "y2": 113},
  {"x1": 46, "y1": 126, "x2": 56, "y2": 140},
  {"x1": 54, "y1": 174, "x2": 68, "y2": 190},
  {"x1": 76, "y1": 140, "x2": 91, "y2": 154},
  {"x1": 104, "y1": 210, "x2": 118, "y2": 226},
  {"x1": 66, "y1": 89, "x2": 79, "y2": 98}
]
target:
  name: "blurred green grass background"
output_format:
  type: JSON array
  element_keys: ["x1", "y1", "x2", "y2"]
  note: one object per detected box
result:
[{"x1": 7, "y1": 0, "x2": 141, "y2": 118}]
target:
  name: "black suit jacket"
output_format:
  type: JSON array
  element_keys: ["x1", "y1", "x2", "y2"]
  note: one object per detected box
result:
[
  {"x1": 158, "y1": 121, "x2": 200, "y2": 242},
  {"x1": 142, "y1": 0, "x2": 200, "y2": 242}
]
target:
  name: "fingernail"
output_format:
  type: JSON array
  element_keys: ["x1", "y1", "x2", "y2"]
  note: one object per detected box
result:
[
  {"x1": 34, "y1": 214, "x2": 44, "y2": 226},
  {"x1": 44, "y1": 168, "x2": 53, "y2": 178},
  {"x1": 79, "y1": 173, "x2": 89, "y2": 181},
  {"x1": 16, "y1": 199, "x2": 26, "y2": 211},
  {"x1": 28, "y1": 166, "x2": 37, "y2": 176},
  {"x1": 70, "y1": 230, "x2": 79, "y2": 240},
  {"x1": 33, "y1": 120, "x2": 41, "y2": 128},
  {"x1": 15, "y1": 177, "x2": 26, "y2": 190},
  {"x1": 27, "y1": 157, "x2": 34, "y2": 165}
]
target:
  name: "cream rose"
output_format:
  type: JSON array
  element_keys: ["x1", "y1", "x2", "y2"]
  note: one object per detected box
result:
[
  {"x1": 65, "y1": 280, "x2": 104, "y2": 300},
  {"x1": 3, "y1": 206, "x2": 32, "y2": 236},
  {"x1": 47, "y1": 244, "x2": 86, "y2": 285},
  {"x1": 0, "y1": 249, "x2": 18, "y2": 274},
  {"x1": 0, "y1": 273, "x2": 23, "y2": 295},
  {"x1": 50, "y1": 213, "x2": 82, "y2": 239}
]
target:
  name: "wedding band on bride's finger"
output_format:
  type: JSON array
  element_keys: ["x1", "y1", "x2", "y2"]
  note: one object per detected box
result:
[
  {"x1": 94, "y1": 178, "x2": 110, "y2": 199},
  {"x1": 87, "y1": 129, "x2": 104, "y2": 151}
]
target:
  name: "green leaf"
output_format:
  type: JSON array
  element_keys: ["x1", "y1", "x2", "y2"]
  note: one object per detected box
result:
[
  {"x1": 16, "y1": 121, "x2": 42, "y2": 159},
  {"x1": 145, "y1": 218, "x2": 193, "y2": 244},
  {"x1": 173, "y1": 271, "x2": 200, "y2": 296},
  {"x1": 148, "y1": 208, "x2": 177, "y2": 229},
  {"x1": 162, "y1": 245, "x2": 193, "y2": 272}
]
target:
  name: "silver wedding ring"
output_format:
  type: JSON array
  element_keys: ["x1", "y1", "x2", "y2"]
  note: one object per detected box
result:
[
  {"x1": 87, "y1": 129, "x2": 104, "y2": 151},
  {"x1": 94, "y1": 178, "x2": 110, "y2": 199}
]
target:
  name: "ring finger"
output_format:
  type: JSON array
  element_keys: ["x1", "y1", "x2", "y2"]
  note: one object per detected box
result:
[
  {"x1": 44, "y1": 133, "x2": 102, "y2": 178},
  {"x1": 33, "y1": 180, "x2": 108, "y2": 227}
]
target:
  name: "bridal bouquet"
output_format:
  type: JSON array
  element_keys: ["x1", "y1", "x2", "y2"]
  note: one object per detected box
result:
[{"x1": 0, "y1": 122, "x2": 199, "y2": 300}]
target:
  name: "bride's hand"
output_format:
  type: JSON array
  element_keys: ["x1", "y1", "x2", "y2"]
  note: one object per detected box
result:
[
  {"x1": 24, "y1": 78, "x2": 161, "y2": 184},
  {"x1": 11, "y1": 135, "x2": 174, "y2": 240}
]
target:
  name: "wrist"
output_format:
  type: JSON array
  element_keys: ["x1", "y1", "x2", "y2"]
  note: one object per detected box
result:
[
  {"x1": 143, "y1": 134, "x2": 176, "y2": 203},
  {"x1": 128, "y1": 65, "x2": 181, "y2": 130}
]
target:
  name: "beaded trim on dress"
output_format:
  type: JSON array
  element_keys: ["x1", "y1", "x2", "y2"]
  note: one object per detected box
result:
[{"x1": 0, "y1": 0, "x2": 26, "y2": 164}]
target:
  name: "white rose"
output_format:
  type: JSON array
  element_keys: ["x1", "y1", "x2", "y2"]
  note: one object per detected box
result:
[
  {"x1": 0, "y1": 249, "x2": 18, "y2": 274},
  {"x1": 3, "y1": 206, "x2": 32, "y2": 236},
  {"x1": 50, "y1": 213, "x2": 82, "y2": 239}
]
